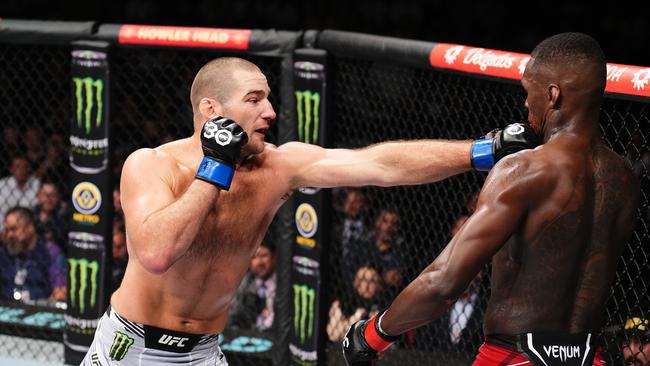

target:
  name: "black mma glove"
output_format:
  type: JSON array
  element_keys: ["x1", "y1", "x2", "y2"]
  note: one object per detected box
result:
[
  {"x1": 470, "y1": 122, "x2": 540, "y2": 171},
  {"x1": 342, "y1": 311, "x2": 399, "y2": 366},
  {"x1": 195, "y1": 116, "x2": 248, "y2": 190}
]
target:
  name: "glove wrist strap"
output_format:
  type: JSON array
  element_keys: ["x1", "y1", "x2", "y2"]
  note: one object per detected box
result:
[
  {"x1": 364, "y1": 313, "x2": 398, "y2": 352},
  {"x1": 195, "y1": 156, "x2": 234, "y2": 190},
  {"x1": 471, "y1": 138, "x2": 495, "y2": 171}
]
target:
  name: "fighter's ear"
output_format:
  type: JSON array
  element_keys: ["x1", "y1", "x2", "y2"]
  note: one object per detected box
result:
[
  {"x1": 198, "y1": 97, "x2": 223, "y2": 120},
  {"x1": 548, "y1": 84, "x2": 561, "y2": 109}
]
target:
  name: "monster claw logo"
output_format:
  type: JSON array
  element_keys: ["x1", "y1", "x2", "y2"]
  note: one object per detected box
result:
[
  {"x1": 73, "y1": 77, "x2": 104, "y2": 134},
  {"x1": 293, "y1": 284, "x2": 315, "y2": 344},
  {"x1": 68, "y1": 258, "x2": 99, "y2": 314},
  {"x1": 295, "y1": 90, "x2": 320, "y2": 145},
  {"x1": 109, "y1": 331, "x2": 134, "y2": 361}
]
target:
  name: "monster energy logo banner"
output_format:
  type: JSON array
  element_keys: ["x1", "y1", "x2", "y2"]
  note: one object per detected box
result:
[
  {"x1": 295, "y1": 90, "x2": 320, "y2": 145},
  {"x1": 109, "y1": 331, "x2": 134, "y2": 361},
  {"x1": 73, "y1": 77, "x2": 104, "y2": 134},
  {"x1": 293, "y1": 284, "x2": 316, "y2": 344},
  {"x1": 68, "y1": 258, "x2": 99, "y2": 314}
]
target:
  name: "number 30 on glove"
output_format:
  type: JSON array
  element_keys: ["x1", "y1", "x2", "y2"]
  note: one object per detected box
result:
[{"x1": 195, "y1": 116, "x2": 248, "y2": 190}]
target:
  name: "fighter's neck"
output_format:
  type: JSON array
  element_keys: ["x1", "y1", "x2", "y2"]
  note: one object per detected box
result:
[{"x1": 542, "y1": 110, "x2": 601, "y2": 143}]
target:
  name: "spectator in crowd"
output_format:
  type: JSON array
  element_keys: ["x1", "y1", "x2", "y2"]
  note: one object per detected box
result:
[
  {"x1": 364, "y1": 208, "x2": 406, "y2": 294},
  {"x1": 619, "y1": 315, "x2": 649, "y2": 365},
  {"x1": 228, "y1": 240, "x2": 277, "y2": 332},
  {"x1": 112, "y1": 213, "x2": 128, "y2": 292},
  {"x1": 0, "y1": 206, "x2": 67, "y2": 302},
  {"x1": 35, "y1": 132, "x2": 67, "y2": 181},
  {"x1": 23, "y1": 126, "x2": 46, "y2": 170},
  {"x1": 33, "y1": 179, "x2": 68, "y2": 250},
  {"x1": 337, "y1": 189, "x2": 370, "y2": 287},
  {"x1": 327, "y1": 266, "x2": 384, "y2": 342},
  {"x1": 0, "y1": 126, "x2": 23, "y2": 177},
  {"x1": 0, "y1": 155, "x2": 41, "y2": 230}
]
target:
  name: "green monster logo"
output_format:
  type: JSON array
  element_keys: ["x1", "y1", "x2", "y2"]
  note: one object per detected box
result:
[
  {"x1": 109, "y1": 331, "x2": 134, "y2": 361},
  {"x1": 73, "y1": 77, "x2": 104, "y2": 134},
  {"x1": 293, "y1": 284, "x2": 315, "y2": 344},
  {"x1": 68, "y1": 258, "x2": 99, "y2": 314},
  {"x1": 295, "y1": 90, "x2": 320, "y2": 144}
]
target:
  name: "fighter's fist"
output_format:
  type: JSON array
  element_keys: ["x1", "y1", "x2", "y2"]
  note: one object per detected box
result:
[
  {"x1": 470, "y1": 123, "x2": 540, "y2": 171},
  {"x1": 195, "y1": 117, "x2": 248, "y2": 190},
  {"x1": 342, "y1": 312, "x2": 398, "y2": 366}
]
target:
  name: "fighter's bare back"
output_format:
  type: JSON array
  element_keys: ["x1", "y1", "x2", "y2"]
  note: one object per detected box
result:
[{"x1": 483, "y1": 136, "x2": 639, "y2": 335}]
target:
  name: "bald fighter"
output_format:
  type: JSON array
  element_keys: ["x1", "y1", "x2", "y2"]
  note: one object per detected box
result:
[
  {"x1": 80, "y1": 57, "x2": 537, "y2": 365},
  {"x1": 343, "y1": 33, "x2": 640, "y2": 366}
]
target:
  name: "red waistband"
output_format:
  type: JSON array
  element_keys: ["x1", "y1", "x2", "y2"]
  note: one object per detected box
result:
[{"x1": 473, "y1": 339, "x2": 606, "y2": 366}]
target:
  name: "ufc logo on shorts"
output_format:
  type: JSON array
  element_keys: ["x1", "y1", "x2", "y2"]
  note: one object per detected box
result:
[{"x1": 158, "y1": 334, "x2": 190, "y2": 347}]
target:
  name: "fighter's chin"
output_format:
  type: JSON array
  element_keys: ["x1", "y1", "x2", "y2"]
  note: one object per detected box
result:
[{"x1": 241, "y1": 140, "x2": 266, "y2": 157}]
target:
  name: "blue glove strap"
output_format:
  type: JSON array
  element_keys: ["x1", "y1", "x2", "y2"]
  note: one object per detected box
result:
[
  {"x1": 195, "y1": 157, "x2": 234, "y2": 190},
  {"x1": 471, "y1": 138, "x2": 495, "y2": 171}
]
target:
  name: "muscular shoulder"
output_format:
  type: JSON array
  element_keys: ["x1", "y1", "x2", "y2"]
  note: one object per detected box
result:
[
  {"x1": 268, "y1": 141, "x2": 325, "y2": 168},
  {"x1": 123, "y1": 147, "x2": 178, "y2": 173},
  {"x1": 121, "y1": 148, "x2": 182, "y2": 189},
  {"x1": 489, "y1": 148, "x2": 550, "y2": 188}
]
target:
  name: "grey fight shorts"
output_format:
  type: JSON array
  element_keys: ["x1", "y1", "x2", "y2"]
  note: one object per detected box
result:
[{"x1": 80, "y1": 306, "x2": 228, "y2": 365}]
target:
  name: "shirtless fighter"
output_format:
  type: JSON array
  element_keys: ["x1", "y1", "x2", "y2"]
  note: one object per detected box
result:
[
  {"x1": 342, "y1": 32, "x2": 641, "y2": 366},
  {"x1": 80, "y1": 57, "x2": 537, "y2": 365}
]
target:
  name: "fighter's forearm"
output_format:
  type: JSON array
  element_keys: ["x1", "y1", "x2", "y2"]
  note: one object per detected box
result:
[
  {"x1": 363, "y1": 140, "x2": 472, "y2": 186},
  {"x1": 380, "y1": 269, "x2": 456, "y2": 335},
  {"x1": 132, "y1": 180, "x2": 219, "y2": 274}
]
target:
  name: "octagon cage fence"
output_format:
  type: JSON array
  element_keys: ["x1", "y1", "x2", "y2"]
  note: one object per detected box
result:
[{"x1": 0, "y1": 20, "x2": 647, "y2": 366}]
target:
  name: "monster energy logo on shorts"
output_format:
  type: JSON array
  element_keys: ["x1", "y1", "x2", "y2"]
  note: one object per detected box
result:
[
  {"x1": 295, "y1": 90, "x2": 320, "y2": 144},
  {"x1": 109, "y1": 331, "x2": 134, "y2": 361},
  {"x1": 68, "y1": 258, "x2": 99, "y2": 314},
  {"x1": 73, "y1": 77, "x2": 104, "y2": 134},
  {"x1": 293, "y1": 284, "x2": 315, "y2": 344}
]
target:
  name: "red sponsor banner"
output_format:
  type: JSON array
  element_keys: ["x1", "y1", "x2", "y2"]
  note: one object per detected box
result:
[
  {"x1": 118, "y1": 25, "x2": 251, "y2": 50},
  {"x1": 605, "y1": 63, "x2": 650, "y2": 98},
  {"x1": 429, "y1": 43, "x2": 530, "y2": 80},
  {"x1": 430, "y1": 43, "x2": 650, "y2": 98}
]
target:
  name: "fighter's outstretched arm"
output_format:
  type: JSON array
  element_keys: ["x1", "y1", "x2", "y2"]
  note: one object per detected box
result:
[
  {"x1": 121, "y1": 148, "x2": 219, "y2": 274},
  {"x1": 281, "y1": 123, "x2": 538, "y2": 189},
  {"x1": 281, "y1": 140, "x2": 473, "y2": 189}
]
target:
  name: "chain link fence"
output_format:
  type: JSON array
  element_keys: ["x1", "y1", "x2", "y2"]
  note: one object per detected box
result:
[
  {"x1": 0, "y1": 40, "x2": 285, "y2": 364},
  {"x1": 322, "y1": 57, "x2": 650, "y2": 365},
  {"x1": 1, "y1": 27, "x2": 648, "y2": 366}
]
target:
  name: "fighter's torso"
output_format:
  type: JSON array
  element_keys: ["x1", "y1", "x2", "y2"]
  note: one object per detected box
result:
[
  {"x1": 113, "y1": 143, "x2": 292, "y2": 334},
  {"x1": 484, "y1": 139, "x2": 637, "y2": 335}
]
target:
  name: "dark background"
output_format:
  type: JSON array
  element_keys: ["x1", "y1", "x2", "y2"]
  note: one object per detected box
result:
[{"x1": 1, "y1": 0, "x2": 647, "y2": 66}]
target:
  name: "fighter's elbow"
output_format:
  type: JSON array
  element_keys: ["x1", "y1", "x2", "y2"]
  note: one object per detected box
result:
[
  {"x1": 131, "y1": 240, "x2": 176, "y2": 275},
  {"x1": 419, "y1": 269, "x2": 465, "y2": 303},
  {"x1": 137, "y1": 250, "x2": 173, "y2": 275}
]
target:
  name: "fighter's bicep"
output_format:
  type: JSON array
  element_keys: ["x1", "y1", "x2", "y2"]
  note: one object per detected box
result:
[
  {"x1": 120, "y1": 149, "x2": 176, "y2": 235},
  {"x1": 279, "y1": 142, "x2": 374, "y2": 188}
]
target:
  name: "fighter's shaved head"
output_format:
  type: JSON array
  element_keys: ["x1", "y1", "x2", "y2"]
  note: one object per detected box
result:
[
  {"x1": 528, "y1": 32, "x2": 607, "y2": 95},
  {"x1": 190, "y1": 57, "x2": 262, "y2": 116}
]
